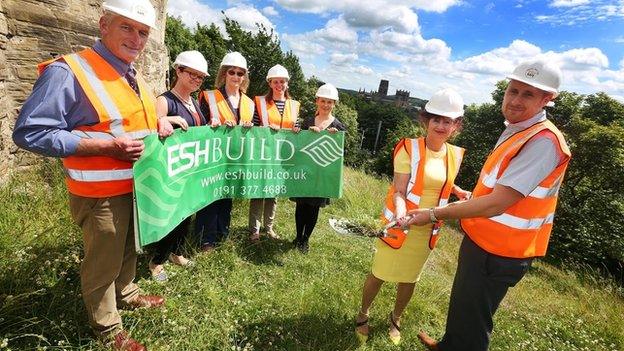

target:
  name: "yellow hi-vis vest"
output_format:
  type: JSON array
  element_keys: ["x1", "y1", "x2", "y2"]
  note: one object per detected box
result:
[
  {"x1": 381, "y1": 137, "x2": 465, "y2": 249},
  {"x1": 460, "y1": 120, "x2": 571, "y2": 258},
  {"x1": 37, "y1": 48, "x2": 157, "y2": 198},
  {"x1": 199, "y1": 89, "x2": 254, "y2": 125},
  {"x1": 254, "y1": 96, "x2": 300, "y2": 129}
]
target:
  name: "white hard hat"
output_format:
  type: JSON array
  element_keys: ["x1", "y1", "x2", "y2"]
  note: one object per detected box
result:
[
  {"x1": 103, "y1": 0, "x2": 157, "y2": 29},
  {"x1": 173, "y1": 50, "x2": 209, "y2": 76},
  {"x1": 316, "y1": 83, "x2": 339, "y2": 101},
  {"x1": 424, "y1": 88, "x2": 464, "y2": 119},
  {"x1": 220, "y1": 52, "x2": 247, "y2": 71},
  {"x1": 507, "y1": 59, "x2": 561, "y2": 97},
  {"x1": 266, "y1": 64, "x2": 290, "y2": 81}
]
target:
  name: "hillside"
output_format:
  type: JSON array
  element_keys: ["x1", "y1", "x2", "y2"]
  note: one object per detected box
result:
[{"x1": 0, "y1": 161, "x2": 623, "y2": 350}]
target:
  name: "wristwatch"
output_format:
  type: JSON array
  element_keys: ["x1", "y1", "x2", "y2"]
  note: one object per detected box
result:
[{"x1": 429, "y1": 208, "x2": 439, "y2": 223}]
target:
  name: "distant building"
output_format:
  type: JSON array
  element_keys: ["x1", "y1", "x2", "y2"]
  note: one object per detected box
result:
[
  {"x1": 395, "y1": 89, "x2": 410, "y2": 108},
  {"x1": 378, "y1": 79, "x2": 389, "y2": 97}
]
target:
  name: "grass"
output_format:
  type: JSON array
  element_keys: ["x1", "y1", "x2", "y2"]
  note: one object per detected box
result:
[{"x1": 1, "y1": 160, "x2": 623, "y2": 350}]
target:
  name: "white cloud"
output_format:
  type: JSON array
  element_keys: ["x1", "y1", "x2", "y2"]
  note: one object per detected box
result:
[
  {"x1": 262, "y1": 6, "x2": 279, "y2": 17},
  {"x1": 550, "y1": 0, "x2": 590, "y2": 7},
  {"x1": 330, "y1": 53, "x2": 359, "y2": 65},
  {"x1": 620, "y1": 58, "x2": 624, "y2": 69},
  {"x1": 537, "y1": 1, "x2": 624, "y2": 25},
  {"x1": 167, "y1": 1, "x2": 276, "y2": 34}
]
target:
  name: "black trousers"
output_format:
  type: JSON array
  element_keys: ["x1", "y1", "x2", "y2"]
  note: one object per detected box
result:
[
  {"x1": 196, "y1": 198, "x2": 232, "y2": 246},
  {"x1": 294, "y1": 202, "x2": 321, "y2": 244},
  {"x1": 438, "y1": 235, "x2": 533, "y2": 351},
  {"x1": 152, "y1": 217, "x2": 191, "y2": 264}
]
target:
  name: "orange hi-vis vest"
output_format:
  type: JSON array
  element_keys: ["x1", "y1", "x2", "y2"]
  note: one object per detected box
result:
[
  {"x1": 38, "y1": 48, "x2": 157, "y2": 198},
  {"x1": 460, "y1": 120, "x2": 571, "y2": 258},
  {"x1": 254, "y1": 96, "x2": 300, "y2": 129},
  {"x1": 199, "y1": 89, "x2": 254, "y2": 125},
  {"x1": 381, "y1": 137, "x2": 465, "y2": 249}
]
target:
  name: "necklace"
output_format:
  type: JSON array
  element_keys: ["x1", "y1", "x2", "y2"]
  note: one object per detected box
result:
[{"x1": 171, "y1": 89, "x2": 195, "y2": 111}]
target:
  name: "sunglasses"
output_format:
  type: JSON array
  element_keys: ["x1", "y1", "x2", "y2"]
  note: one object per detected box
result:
[
  {"x1": 227, "y1": 70, "x2": 245, "y2": 77},
  {"x1": 180, "y1": 68, "x2": 206, "y2": 81}
]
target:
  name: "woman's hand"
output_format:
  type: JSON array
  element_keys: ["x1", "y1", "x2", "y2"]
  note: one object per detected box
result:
[
  {"x1": 241, "y1": 121, "x2": 253, "y2": 128},
  {"x1": 406, "y1": 209, "x2": 430, "y2": 226},
  {"x1": 165, "y1": 116, "x2": 188, "y2": 131},
  {"x1": 211, "y1": 121, "x2": 220, "y2": 128},
  {"x1": 327, "y1": 127, "x2": 338, "y2": 134},
  {"x1": 309, "y1": 126, "x2": 321, "y2": 133},
  {"x1": 157, "y1": 117, "x2": 174, "y2": 138},
  {"x1": 225, "y1": 120, "x2": 235, "y2": 128},
  {"x1": 269, "y1": 124, "x2": 280, "y2": 131},
  {"x1": 453, "y1": 186, "x2": 472, "y2": 201},
  {"x1": 292, "y1": 126, "x2": 301, "y2": 133}
]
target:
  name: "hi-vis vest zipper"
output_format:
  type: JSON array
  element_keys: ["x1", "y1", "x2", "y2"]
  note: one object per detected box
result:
[
  {"x1": 460, "y1": 120, "x2": 571, "y2": 258},
  {"x1": 381, "y1": 137, "x2": 465, "y2": 249},
  {"x1": 38, "y1": 48, "x2": 157, "y2": 198},
  {"x1": 199, "y1": 89, "x2": 254, "y2": 125},
  {"x1": 254, "y1": 96, "x2": 300, "y2": 129}
]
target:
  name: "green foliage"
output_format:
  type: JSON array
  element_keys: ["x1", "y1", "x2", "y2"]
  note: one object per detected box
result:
[
  {"x1": 373, "y1": 118, "x2": 422, "y2": 176},
  {"x1": 453, "y1": 102, "x2": 505, "y2": 189},
  {"x1": 164, "y1": 16, "x2": 306, "y2": 98},
  {"x1": 581, "y1": 92, "x2": 624, "y2": 126},
  {"x1": 357, "y1": 103, "x2": 412, "y2": 153},
  {"x1": 1, "y1": 165, "x2": 623, "y2": 350}
]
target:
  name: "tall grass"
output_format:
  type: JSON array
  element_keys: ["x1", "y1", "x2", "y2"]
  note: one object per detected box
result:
[{"x1": 1, "y1": 163, "x2": 622, "y2": 350}]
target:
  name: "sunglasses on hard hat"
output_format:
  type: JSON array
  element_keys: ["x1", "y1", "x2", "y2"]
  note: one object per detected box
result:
[
  {"x1": 179, "y1": 68, "x2": 206, "y2": 81},
  {"x1": 227, "y1": 70, "x2": 245, "y2": 77}
]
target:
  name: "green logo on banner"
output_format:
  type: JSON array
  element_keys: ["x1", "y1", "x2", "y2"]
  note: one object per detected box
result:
[{"x1": 133, "y1": 126, "x2": 344, "y2": 248}]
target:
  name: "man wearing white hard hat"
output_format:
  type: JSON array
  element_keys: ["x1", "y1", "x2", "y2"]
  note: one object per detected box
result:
[
  {"x1": 412, "y1": 60, "x2": 571, "y2": 350},
  {"x1": 196, "y1": 52, "x2": 255, "y2": 252},
  {"x1": 12, "y1": 0, "x2": 168, "y2": 349},
  {"x1": 354, "y1": 88, "x2": 471, "y2": 345},
  {"x1": 291, "y1": 83, "x2": 346, "y2": 253},
  {"x1": 148, "y1": 50, "x2": 209, "y2": 282},
  {"x1": 248, "y1": 64, "x2": 301, "y2": 242}
]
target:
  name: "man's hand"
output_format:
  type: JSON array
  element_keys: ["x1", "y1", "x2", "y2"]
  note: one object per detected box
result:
[
  {"x1": 107, "y1": 137, "x2": 145, "y2": 162},
  {"x1": 406, "y1": 209, "x2": 430, "y2": 226}
]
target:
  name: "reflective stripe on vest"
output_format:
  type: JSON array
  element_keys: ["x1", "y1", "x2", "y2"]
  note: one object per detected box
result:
[
  {"x1": 380, "y1": 137, "x2": 465, "y2": 249},
  {"x1": 38, "y1": 48, "x2": 158, "y2": 198},
  {"x1": 460, "y1": 120, "x2": 571, "y2": 258},
  {"x1": 202, "y1": 90, "x2": 254, "y2": 125},
  {"x1": 254, "y1": 96, "x2": 300, "y2": 129}
]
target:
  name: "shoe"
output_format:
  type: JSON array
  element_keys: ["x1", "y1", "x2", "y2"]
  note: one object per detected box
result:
[
  {"x1": 354, "y1": 313, "x2": 369, "y2": 344},
  {"x1": 265, "y1": 229, "x2": 280, "y2": 239},
  {"x1": 417, "y1": 331, "x2": 439, "y2": 351},
  {"x1": 297, "y1": 241, "x2": 309, "y2": 254},
  {"x1": 249, "y1": 232, "x2": 260, "y2": 242},
  {"x1": 148, "y1": 261, "x2": 167, "y2": 282},
  {"x1": 127, "y1": 295, "x2": 165, "y2": 309},
  {"x1": 168, "y1": 254, "x2": 193, "y2": 267},
  {"x1": 389, "y1": 312, "x2": 401, "y2": 345},
  {"x1": 111, "y1": 330, "x2": 146, "y2": 351}
]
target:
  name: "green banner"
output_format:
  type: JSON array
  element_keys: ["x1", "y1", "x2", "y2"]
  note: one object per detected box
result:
[{"x1": 133, "y1": 126, "x2": 344, "y2": 248}]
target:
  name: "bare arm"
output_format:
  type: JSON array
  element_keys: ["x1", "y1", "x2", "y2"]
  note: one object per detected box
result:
[
  {"x1": 407, "y1": 184, "x2": 524, "y2": 225},
  {"x1": 392, "y1": 173, "x2": 410, "y2": 219}
]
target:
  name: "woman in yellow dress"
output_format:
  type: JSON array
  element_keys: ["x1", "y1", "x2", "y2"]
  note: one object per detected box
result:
[{"x1": 354, "y1": 88, "x2": 471, "y2": 345}]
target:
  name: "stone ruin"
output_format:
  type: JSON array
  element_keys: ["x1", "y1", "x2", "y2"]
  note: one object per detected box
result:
[{"x1": 0, "y1": 0, "x2": 169, "y2": 179}]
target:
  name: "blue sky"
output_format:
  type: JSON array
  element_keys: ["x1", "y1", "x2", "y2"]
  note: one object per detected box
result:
[{"x1": 168, "y1": 0, "x2": 624, "y2": 103}]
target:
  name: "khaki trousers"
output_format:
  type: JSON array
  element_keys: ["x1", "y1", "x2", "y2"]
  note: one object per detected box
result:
[
  {"x1": 248, "y1": 198, "x2": 277, "y2": 233},
  {"x1": 69, "y1": 193, "x2": 140, "y2": 337}
]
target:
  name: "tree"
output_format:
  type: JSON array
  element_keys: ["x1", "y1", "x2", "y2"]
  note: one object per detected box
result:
[{"x1": 580, "y1": 92, "x2": 624, "y2": 126}]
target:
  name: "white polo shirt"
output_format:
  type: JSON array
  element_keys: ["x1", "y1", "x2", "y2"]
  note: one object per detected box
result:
[{"x1": 495, "y1": 110, "x2": 564, "y2": 196}]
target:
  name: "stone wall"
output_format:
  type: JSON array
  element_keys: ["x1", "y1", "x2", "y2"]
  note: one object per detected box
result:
[{"x1": 0, "y1": 0, "x2": 168, "y2": 178}]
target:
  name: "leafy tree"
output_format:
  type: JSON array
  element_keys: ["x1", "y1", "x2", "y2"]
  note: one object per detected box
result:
[
  {"x1": 373, "y1": 117, "x2": 422, "y2": 176},
  {"x1": 580, "y1": 92, "x2": 624, "y2": 126}
]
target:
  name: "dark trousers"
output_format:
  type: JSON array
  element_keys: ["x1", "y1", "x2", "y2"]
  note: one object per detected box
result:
[
  {"x1": 152, "y1": 217, "x2": 191, "y2": 264},
  {"x1": 196, "y1": 198, "x2": 232, "y2": 246},
  {"x1": 294, "y1": 202, "x2": 321, "y2": 244},
  {"x1": 439, "y1": 235, "x2": 533, "y2": 351}
]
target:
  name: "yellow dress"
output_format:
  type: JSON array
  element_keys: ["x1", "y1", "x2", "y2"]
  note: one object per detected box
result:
[{"x1": 371, "y1": 146, "x2": 447, "y2": 283}]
